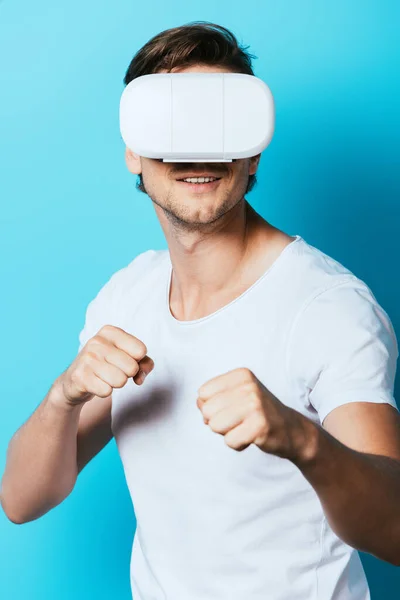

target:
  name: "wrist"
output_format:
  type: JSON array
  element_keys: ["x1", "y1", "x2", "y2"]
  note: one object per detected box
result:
[
  {"x1": 290, "y1": 411, "x2": 321, "y2": 468},
  {"x1": 47, "y1": 378, "x2": 84, "y2": 414}
]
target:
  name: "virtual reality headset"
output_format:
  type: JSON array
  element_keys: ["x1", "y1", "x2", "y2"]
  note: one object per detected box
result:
[{"x1": 119, "y1": 72, "x2": 275, "y2": 163}]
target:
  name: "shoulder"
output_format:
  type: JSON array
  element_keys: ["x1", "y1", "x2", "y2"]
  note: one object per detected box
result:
[
  {"x1": 77, "y1": 249, "x2": 167, "y2": 351},
  {"x1": 112, "y1": 249, "x2": 168, "y2": 302},
  {"x1": 97, "y1": 248, "x2": 167, "y2": 301},
  {"x1": 285, "y1": 262, "x2": 398, "y2": 390},
  {"x1": 81, "y1": 249, "x2": 167, "y2": 318},
  {"x1": 284, "y1": 237, "x2": 395, "y2": 328},
  {"x1": 284, "y1": 237, "x2": 398, "y2": 375},
  {"x1": 288, "y1": 237, "x2": 358, "y2": 303},
  {"x1": 289, "y1": 238, "x2": 392, "y2": 330}
]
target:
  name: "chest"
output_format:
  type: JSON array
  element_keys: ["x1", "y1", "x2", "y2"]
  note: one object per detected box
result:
[{"x1": 111, "y1": 309, "x2": 300, "y2": 488}]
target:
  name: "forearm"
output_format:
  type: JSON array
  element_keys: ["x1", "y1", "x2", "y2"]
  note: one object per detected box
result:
[
  {"x1": 0, "y1": 377, "x2": 83, "y2": 524},
  {"x1": 293, "y1": 415, "x2": 400, "y2": 566}
]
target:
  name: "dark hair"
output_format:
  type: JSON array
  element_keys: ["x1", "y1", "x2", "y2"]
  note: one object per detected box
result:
[{"x1": 123, "y1": 21, "x2": 259, "y2": 194}]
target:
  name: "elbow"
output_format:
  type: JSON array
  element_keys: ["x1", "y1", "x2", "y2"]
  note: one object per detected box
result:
[
  {"x1": 0, "y1": 474, "x2": 76, "y2": 526},
  {"x1": 1, "y1": 494, "x2": 26, "y2": 525},
  {"x1": 0, "y1": 494, "x2": 59, "y2": 525},
  {"x1": 6, "y1": 513, "x2": 25, "y2": 525},
  {"x1": 0, "y1": 480, "x2": 26, "y2": 524},
  {"x1": 0, "y1": 486, "x2": 65, "y2": 526}
]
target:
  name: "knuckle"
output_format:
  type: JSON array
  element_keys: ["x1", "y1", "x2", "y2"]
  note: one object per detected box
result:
[
  {"x1": 99, "y1": 324, "x2": 113, "y2": 335},
  {"x1": 248, "y1": 387, "x2": 259, "y2": 403},
  {"x1": 113, "y1": 371, "x2": 128, "y2": 388},
  {"x1": 248, "y1": 397, "x2": 259, "y2": 412},
  {"x1": 137, "y1": 341, "x2": 147, "y2": 358},
  {"x1": 88, "y1": 336, "x2": 104, "y2": 350},
  {"x1": 84, "y1": 350, "x2": 99, "y2": 364},
  {"x1": 208, "y1": 420, "x2": 217, "y2": 432},
  {"x1": 241, "y1": 374, "x2": 256, "y2": 393},
  {"x1": 202, "y1": 405, "x2": 211, "y2": 419},
  {"x1": 71, "y1": 365, "x2": 82, "y2": 381},
  {"x1": 98, "y1": 382, "x2": 113, "y2": 397},
  {"x1": 240, "y1": 367, "x2": 253, "y2": 379},
  {"x1": 126, "y1": 360, "x2": 140, "y2": 377},
  {"x1": 71, "y1": 366, "x2": 86, "y2": 388}
]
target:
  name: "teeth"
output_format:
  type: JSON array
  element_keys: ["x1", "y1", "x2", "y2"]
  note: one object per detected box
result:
[{"x1": 182, "y1": 177, "x2": 217, "y2": 183}]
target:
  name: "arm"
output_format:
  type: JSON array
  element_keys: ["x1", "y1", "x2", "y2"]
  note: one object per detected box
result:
[
  {"x1": 294, "y1": 401, "x2": 400, "y2": 566},
  {"x1": 77, "y1": 388, "x2": 113, "y2": 474},
  {"x1": 282, "y1": 278, "x2": 400, "y2": 564},
  {"x1": 0, "y1": 324, "x2": 153, "y2": 525},
  {"x1": 0, "y1": 377, "x2": 113, "y2": 524}
]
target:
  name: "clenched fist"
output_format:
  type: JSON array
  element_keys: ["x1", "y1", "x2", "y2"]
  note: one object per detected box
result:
[
  {"x1": 196, "y1": 367, "x2": 313, "y2": 464},
  {"x1": 60, "y1": 325, "x2": 154, "y2": 407}
]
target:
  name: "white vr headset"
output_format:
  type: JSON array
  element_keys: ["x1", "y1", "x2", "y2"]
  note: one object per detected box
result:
[{"x1": 119, "y1": 72, "x2": 275, "y2": 163}]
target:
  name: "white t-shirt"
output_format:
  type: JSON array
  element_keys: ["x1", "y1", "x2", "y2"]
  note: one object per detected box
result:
[{"x1": 78, "y1": 234, "x2": 398, "y2": 600}]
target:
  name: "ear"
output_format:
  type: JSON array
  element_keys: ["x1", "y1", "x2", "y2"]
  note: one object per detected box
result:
[
  {"x1": 249, "y1": 153, "x2": 261, "y2": 176},
  {"x1": 125, "y1": 147, "x2": 142, "y2": 175}
]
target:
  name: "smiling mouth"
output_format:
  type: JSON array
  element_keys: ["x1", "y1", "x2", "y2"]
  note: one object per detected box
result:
[
  {"x1": 176, "y1": 176, "x2": 222, "y2": 182},
  {"x1": 176, "y1": 178, "x2": 222, "y2": 192}
]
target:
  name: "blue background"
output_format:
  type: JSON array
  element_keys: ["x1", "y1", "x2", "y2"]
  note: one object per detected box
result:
[{"x1": 0, "y1": 1, "x2": 399, "y2": 598}]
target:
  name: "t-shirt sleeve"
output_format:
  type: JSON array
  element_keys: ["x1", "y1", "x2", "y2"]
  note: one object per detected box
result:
[
  {"x1": 77, "y1": 250, "x2": 157, "y2": 355},
  {"x1": 286, "y1": 278, "x2": 399, "y2": 425},
  {"x1": 77, "y1": 271, "x2": 120, "y2": 354}
]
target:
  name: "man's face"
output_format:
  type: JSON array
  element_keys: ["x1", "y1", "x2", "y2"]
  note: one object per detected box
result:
[{"x1": 125, "y1": 64, "x2": 261, "y2": 228}]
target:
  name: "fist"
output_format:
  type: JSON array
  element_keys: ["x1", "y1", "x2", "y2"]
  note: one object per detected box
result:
[
  {"x1": 60, "y1": 325, "x2": 154, "y2": 406},
  {"x1": 196, "y1": 367, "x2": 309, "y2": 462}
]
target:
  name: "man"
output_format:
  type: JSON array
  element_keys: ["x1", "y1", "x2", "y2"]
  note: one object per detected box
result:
[{"x1": 1, "y1": 23, "x2": 400, "y2": 600}]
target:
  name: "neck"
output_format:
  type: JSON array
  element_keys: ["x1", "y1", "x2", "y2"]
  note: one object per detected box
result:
[{"x1": 157, "y1": 199, "x2": 278, "y2": 318}]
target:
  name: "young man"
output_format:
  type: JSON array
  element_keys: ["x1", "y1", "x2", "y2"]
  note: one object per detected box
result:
[{"x1": 2, "y1": 22, "x2": 400, "y2": 600}]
